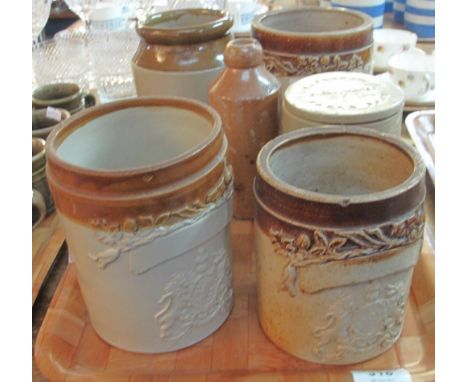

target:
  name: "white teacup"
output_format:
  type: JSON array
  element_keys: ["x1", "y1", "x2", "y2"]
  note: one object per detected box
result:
[
  {"x1": 388, "y1": 51, "x2": 435, "y2": 101},
  {"x1": 373, "y1": 29, "x2": 418, "y2": 71}
]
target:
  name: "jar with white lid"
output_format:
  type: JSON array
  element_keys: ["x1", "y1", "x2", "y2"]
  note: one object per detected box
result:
[{"x1": 281, "y1": 72, "x2": 405, "y2": 136}]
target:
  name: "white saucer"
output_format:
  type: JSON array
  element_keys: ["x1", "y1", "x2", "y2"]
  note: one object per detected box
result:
[{"x1": 375, "y1": 72, "x2": 435, "y2": 109}]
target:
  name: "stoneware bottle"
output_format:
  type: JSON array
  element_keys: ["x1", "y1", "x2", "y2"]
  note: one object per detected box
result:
[
  {"x1": 209, "y1": 38, "x2": 280, "y2": 219},
  {"x1": 254, "y1": 126, "x2": 426, "y2": 364}
]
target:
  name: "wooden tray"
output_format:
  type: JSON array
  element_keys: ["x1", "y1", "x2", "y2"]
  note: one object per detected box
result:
[
  {"x1": 33, "y1": 212, "x2": 66, "y2": 305},
  {"x1": 34, "y1": 220, "x2": 434, "y2": 382}
]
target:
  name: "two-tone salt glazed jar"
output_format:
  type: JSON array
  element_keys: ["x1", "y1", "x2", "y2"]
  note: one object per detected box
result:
[
  {"x1": 251, "y1": 7, "x2": 374, "y2": 87},
  {"x1": 254, "y1": 127, "x2": 426, "y2": 364},
  {"x1": 281, "y1": 72, "x2": 405, "y2": 136},
  {"x1": 46, "y1": 97, "x2": 234, "y2": 353},
  {"x1": 132, "y1": 9, "x2": 233, "y2": 103}
]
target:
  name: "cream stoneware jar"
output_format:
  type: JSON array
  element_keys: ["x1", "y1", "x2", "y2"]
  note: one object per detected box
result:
[
  {"x1": 254, "y1": 127, "x2": 426, "y2": 364},
  {"x1": 46, "y1": 97, "x2": 234, "y2": 353},
  {"x1": 281, "y1": 72, "x2": 405, "y2": 136},
  {"x1": 132, "y1": 9, "x2": 233, "y2": 103}
]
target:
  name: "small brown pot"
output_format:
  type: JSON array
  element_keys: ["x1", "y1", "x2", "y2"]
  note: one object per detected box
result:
[
  {"x1": 132, "y1": 9, "x2": 234, "y2": 103},
  {"x1": 254, "y1": 127, "x2": 426, "y2": 364},
  {"x1": 209, "y1": 38, "x2": 280, "y2": 219}
]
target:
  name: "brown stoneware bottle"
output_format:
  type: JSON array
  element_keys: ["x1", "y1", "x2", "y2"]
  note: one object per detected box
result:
[{"x1": 209, "y1": 38, "x2": 280, "y2": 220}]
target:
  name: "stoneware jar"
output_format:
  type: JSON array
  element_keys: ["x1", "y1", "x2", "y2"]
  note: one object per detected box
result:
[
  {"x1": 32, "y1": 189, "x2": 47, "y2": 230},
  {"x1": 132, "y1": 9, "x2": 233, "y2": 103},
  {"x1": 32, "y1": 138, "x2": 54, "y2": 214},
  {"x1": 46, "y1": 97, "x2": 234, "y2": 353},
  {"x1": 251, "y1": 7, "x2": 374, "y2": 87},
  {"x1": 32, "y1": 83, "x2": 96, "y2": 115},
  {"x1": 32, "y1": 107, "x2": 71, "y2": 139},
  {"x1": 281, "y1": 72, "x2": 404, "y2": 136},
  {"x1": 209, "y1": 38, "x2": 280, "y2": 220},
  {"x1": 254, "y1": 126, "x2": 426, "y2": 364}
]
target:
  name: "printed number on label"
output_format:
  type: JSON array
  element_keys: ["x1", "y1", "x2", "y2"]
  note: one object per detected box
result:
[{"x1": 352, "y1": 368, "x2": 412, "y2": 382}]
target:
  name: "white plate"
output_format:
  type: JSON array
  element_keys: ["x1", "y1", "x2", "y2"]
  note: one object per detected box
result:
[
  {"x1": 405, "y1": 109, "x2": 435, "y2": 184},
  {"x1": 375, "y1": 72, "x2": 435, "y2": 108}
]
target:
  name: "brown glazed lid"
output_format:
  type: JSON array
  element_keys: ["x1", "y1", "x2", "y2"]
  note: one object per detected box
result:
[
  {"x1": 136, "y1": 8, "x2": 234, "y2": 45},
  {"x1": 251, "y1": 7, "x2": 373, "y2": 54},
  {"x1": 255, "y1": 126, "x2": 426, "y2": 228},
  {"x1": 46, "y1": 97, "x2": 230, "y2": 231}
]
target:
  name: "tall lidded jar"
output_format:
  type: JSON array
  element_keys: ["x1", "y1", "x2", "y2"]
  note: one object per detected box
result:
[
  {"x1": 46, "y1": 97, "x2": 234, "y2": 353},
  {"x1": 132, "y1": 9, "x2": 233, "y2": 103},
  {"x1": 209, "y1": 38, "x2": 280, "y2": 219},
  {"x1": 254, "y1": 127, "x2": 426, "y2": 364}
]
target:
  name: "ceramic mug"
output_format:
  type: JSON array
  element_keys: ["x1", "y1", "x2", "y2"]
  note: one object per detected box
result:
[
  {"x1": 373, "y1": 28, "x2": 417, "y2": 71},
  {"x1": 32, "y1": 83, "x2": 96, "y2": 114},
  {"x1": 32, "y1": 189, "x2": 47, "y2": 230},
  {"x1": 388, "y1": 50, "x2": 434, "y2": 101},
  {"x1": 32, "y1": 107, "x2": 71, "y2": 139},
  {"x1": 331, "y1": 0, "x2": 386, "y2": 29}
]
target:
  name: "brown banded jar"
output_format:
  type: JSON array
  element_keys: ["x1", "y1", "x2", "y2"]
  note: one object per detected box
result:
[
  {"x1": 132, "y1": 9, "x2": 233, "y2": 103},
  {"x1": 254, "y1": 127, "x2": 426, "y2": 364},
  {"x1": 46, "y1": 97, "x2": 234, "y2": 353},
  {"x1": 251, "y1": 7, "x2": 374, "y2": 88}
]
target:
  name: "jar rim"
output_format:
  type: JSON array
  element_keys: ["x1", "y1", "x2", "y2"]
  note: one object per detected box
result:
[
  {"x1": 252, "y1": 7, "x2": 373, "y2": 38},
  {"x1": 136, "y1": 8, "x2": 233, "y2": 45},
  {"x1": 46, "y1": 96, "x2": 223, "y2": 179},
  {"x1": 256, "y1": 126, "x2": 425, "y2": 207}
]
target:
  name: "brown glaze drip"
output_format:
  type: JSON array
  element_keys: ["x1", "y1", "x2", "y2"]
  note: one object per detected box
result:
[
  {"x1": 252, "y1": 8, "x2": 373, "y2": 55},
  {"x1": 47, "y1": 97, "x2": 230, "y2": 231}
]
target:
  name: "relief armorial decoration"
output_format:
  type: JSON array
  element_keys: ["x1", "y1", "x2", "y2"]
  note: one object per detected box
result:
[
  {"x1": 154, "y1": 247, "x2": 233, "y2": 342},
  {"x1": 270, "y1": 207, "x2": 425, "y2": 297},
  {"x1": 263, "y1": 51, "x2": 372, "y2": 77},
  {"x1": 87, "y1": 162, "x2": 233, "y2": 270},
  {"x1": 311, "y1": 281, "x2": 408, "y2": 362}
]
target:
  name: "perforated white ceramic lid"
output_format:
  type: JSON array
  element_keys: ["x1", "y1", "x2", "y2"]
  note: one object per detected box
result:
[{"x1": 284, "y1": 72, "x2": 405, "y2": 124}]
